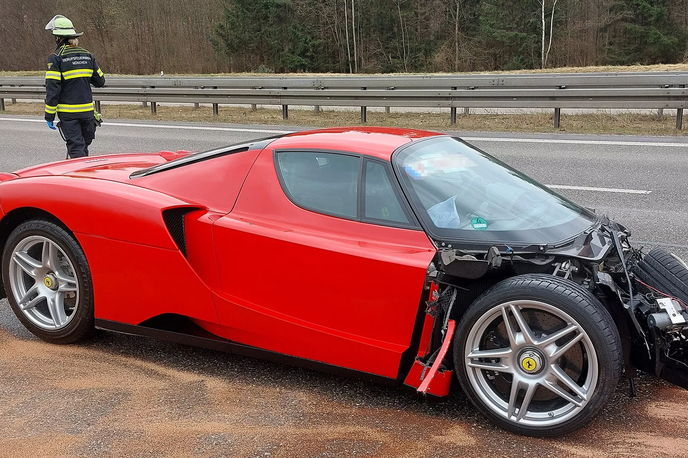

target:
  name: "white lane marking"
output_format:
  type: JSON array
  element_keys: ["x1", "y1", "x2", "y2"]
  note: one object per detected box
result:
[
  {"x1": 0, "y1": 118, "x2": 658, "y2": 195},
  {"x1": 101, "y1": 121, "x2": 293, "y2": 135},
  {"x1": 634, "y1": 241, "x2": 688, "y2": 249},
  {"x1": 462, "y1": 136, "x2": 688, "y2": 148},
  {"x1": 2, "y1": 117, "x2": 688, "y2": 147},
  {"x1": 546, "y1": 184, "x2": 652, "y2": 194},
  {"x1": 0, "y1": 118, "x2": 45, "y2": 123},
  {"x1": 0, "y1": 117, "x2": 293, "y2": 135}
]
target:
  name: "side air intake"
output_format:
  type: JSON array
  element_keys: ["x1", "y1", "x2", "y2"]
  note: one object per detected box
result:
[{"x1": 162, "y1": 207, "x2": 195, "y2": 257}]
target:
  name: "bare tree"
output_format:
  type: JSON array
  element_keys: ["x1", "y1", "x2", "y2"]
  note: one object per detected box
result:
[
  {"x1": 545, "y1": 0, "x2": 559, "y2": 67},
  {"x1": 453, "y1": 0, "x2": 465, "y2": 72},
  {"x1": 396, "y1": 0, "x2": 409, "y2": 71},
  {"x1": 344, "y1": 0, "x2": 353, "y2": 73},
  {"x1": 539, "y1": 0, "x2": 559, "y2": 68},
  {"x1": 351, "y1": 0, "x2": 358, "y2": 72}
]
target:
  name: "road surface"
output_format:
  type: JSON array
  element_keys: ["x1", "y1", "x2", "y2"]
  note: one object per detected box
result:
[{"x1": 1, "y1": 116, "x2": 688, "y2": 457}]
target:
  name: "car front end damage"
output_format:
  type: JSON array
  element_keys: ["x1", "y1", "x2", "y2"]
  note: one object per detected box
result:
[{"x1": 404, "y1": 216, "x2": 688, "y2": 398}]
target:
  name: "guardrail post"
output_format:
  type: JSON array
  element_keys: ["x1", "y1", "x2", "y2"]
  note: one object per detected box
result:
[
  {"x1": 385, "y1": 107, "x2": 390, "y2": 114},
  {"x1": 11, "y1": 98, "x2": 16, "y2": 104},
  {"x1": 251, "y1": 104, "x2": 257, "y2": 111},
  {"x1": 94, "y1": 101, "x2": 101, "y2": 112},
  {"x1": 282, "y1": 87, "x2": 288, "y2": 120},
  {"x1": 150, "y1": 101, "x2": 157, "y2": 115},
  {"x1": 212, "y1": 87, "x2": 219, "y2": 116},
  {"x1": 315, "y1": 105, "x2": 320, "y2": 114},
  {"x1": 677, "y1": 85, "x2": 685, "y2": 130},
  {"x1": 360, "y1": 87, "x2": 367, "y2": 123},
  {"x1": 464, "y1": 108, "x2": 470, "y2": 115},
  {"x1": 554, "y1": 108, "x2": 561, "y2": 128},
  {"x1": 677, "y1": 109, "x2": 684, "y2": 130},
  {"x1": 0, "y1": 98, "x2": 4, "y2": 111},
  {"x1": 141, "y1": 102, "x2": 148, "y2": 108},
  {"x1": 450, "y1": 87, "x2": 457, "y2": 124}
]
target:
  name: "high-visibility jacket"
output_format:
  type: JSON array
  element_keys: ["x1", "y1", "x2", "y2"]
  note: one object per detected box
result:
[{"x1": 44, "y1": 44, "x2": 105, "y2": 122}]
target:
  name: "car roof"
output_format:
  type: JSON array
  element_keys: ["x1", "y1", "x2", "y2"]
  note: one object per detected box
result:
[{"x1": 270, "y1": 126, "x2": 444, "y2": 161}]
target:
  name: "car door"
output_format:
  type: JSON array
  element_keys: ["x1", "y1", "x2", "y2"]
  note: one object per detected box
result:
[{"x1": 211, "y1": 147, "x2": 436, "y2": 379}]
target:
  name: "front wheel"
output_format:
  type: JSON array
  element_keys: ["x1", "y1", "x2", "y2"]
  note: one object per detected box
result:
[
  {"x1": 2, "y1": 219, "x2": 95, "y2": 343},
  {"x1": 453, "y1": 274, "x2": 622, "y2": 437}
]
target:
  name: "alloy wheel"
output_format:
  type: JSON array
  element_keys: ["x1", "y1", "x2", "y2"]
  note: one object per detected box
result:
[
  {"x1": 464, "y1": 300, "x2": 598, "y2": 427},
  {"x1": 8, "y1": 235, "x2": 80, "y2": 330}
]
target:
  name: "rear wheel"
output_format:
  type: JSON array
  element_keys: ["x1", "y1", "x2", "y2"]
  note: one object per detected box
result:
[
  {"x1": 2, "y1": 219, "x2": 94, "y2": 343},
  {"x1": 453, "y1": 274, "x2": 622, "y2": 437}
]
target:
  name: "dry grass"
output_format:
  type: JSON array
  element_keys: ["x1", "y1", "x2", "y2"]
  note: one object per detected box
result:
[
  {"x1": 473, "y1": 63, "x2": 688, "y2": 74},
  {"x1": 4, "y1": 101, "x2": 685, "y2": 136},
  {"x1": 0, "y1": 71, "x2": 42, "y2": 77},
  {"x1": 2, "y1": 63, "x2": 688, "y2": 78}
]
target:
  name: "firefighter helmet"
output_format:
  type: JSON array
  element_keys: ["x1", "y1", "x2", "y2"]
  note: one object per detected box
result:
[{"x1": 45, "y1": 15, "x2": 83, "y2": 37}]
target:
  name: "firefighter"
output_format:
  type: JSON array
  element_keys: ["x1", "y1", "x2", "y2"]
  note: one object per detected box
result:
[{"x1": 44, "y1": 15, "x2": 105, "y2": 158}]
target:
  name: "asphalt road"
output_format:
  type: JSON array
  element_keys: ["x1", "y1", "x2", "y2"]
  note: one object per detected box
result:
[
  {"x1": 2, "y1": 116, "x2": 686, "y2": 259},
  {"x1": 1, "y1": 115, "x2": 688, "y2": 457}
]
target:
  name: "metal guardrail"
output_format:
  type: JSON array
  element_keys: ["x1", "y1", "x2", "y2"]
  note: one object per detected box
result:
[{"x1": 1, "y1": 72, "x2": 686, "y2": 128}]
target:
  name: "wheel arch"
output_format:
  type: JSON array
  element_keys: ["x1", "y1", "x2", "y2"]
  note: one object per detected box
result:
[
  {"x1": 438, "y1": 273, "x2": 628, "y2": 379},
  {"x1": 0, "y1": 207, "x2": 74, "y2": 299}
]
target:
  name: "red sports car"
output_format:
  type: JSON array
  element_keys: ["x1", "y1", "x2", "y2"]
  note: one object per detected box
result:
[{"x1": 1, "y1": 127, "x2": 687, "y2": 437}]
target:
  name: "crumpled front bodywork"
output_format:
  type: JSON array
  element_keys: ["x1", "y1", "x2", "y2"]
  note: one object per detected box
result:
[{"x1": 405, "y1": 215, "x2": 688, "y2": 397}]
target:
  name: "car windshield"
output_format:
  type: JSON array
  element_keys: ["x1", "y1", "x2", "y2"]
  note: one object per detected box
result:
[{"x1": 393, "y1": 136, "x2": 597, "y2": 247}]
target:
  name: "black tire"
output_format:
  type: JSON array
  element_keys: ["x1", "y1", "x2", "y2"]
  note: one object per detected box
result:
[
  {"x1": 453, "y1": 274, "x2": 622, "y2": 437},
  {"x1": 2, "y1": 219, "x2": 95, "y2": 344},
  {"x1": 634, "y1": 248, "x2": 688, "y2": 305}
]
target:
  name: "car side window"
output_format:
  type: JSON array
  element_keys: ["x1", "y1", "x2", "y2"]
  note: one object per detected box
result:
[
  {"x1": 276, "y1": 152, "x2": 360, "y2": 219},
  {"x1": 363, "y1": 160, "x2": 411, "y2": 224}
]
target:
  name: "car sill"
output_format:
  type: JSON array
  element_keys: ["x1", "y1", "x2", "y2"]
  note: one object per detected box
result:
[{"x1": 95, "y1": 317, "x2": 397, "y2": 386}]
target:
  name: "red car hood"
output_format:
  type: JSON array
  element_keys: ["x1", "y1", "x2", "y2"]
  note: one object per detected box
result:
[{"x1": 12, "y1": 151, "x2": 191, "y2": 183}]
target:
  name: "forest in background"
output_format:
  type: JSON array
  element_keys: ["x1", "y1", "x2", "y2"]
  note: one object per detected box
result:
[{"x1": 1, "y1": 0, "x2": 688, "y2": 74}]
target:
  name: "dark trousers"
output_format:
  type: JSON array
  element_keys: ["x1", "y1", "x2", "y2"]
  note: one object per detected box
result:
[{"x1": 58, "y1": 118, "x2": 96, "y2": 159}]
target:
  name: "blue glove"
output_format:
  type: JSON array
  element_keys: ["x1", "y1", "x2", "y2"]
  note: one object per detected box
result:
[{"x1": 46, "y1": 121, "x2": 57, "y2": 130}]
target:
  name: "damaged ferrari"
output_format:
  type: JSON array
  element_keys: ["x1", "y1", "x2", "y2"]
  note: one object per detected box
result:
[{"x1": 1, "y1": 127, "x2": 687, "y2": 437}]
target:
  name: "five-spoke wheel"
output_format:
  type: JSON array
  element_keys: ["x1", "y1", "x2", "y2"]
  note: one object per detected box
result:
[
  {"x1": 2, "y1": 220, "x2": 94, "y2": 343},
  {"x1": 454, "y1": 274, "x2": 622, "y2": 436},
  {"x1": 9, "y1": 235, "x2": 80, "y2": 330}
]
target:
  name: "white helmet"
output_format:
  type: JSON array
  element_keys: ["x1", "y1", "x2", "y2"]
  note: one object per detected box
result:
[{"x1": 45, "y1": 15, "x2": 83, "y2": 37}]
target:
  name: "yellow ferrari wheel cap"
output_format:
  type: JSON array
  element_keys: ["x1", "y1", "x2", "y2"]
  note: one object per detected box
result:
[
  {"x1": 522, "y1": 357, "x2": 537, "y2": 372},
  {"x1": 44, "y1": 277, "x2": 52, "y2": 288},
  {"x1": 519, "y1": 350, "x2": 543, "y2": 374}
]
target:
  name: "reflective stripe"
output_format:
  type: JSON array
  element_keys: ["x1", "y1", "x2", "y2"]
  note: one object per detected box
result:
[
  {"x1": 45, "y1": 71, "x2": 61, "y2": 81},
  {"x1": 63, "y1": 72, "x2": 93, "y2": 80},
  {"x1": 62, "y1": 69, "x2": 94, "y2": 80},
  {"x1": 45, "y1": 105, "x2": 57, "y2": 114},
  {"x1": 57, "y1": 102, "x2": 94, "y2": 113},
  {"x1": 61, "y1": 47, "x2": 88, "y2": 55},
  {"x1": 96, "y1": 68, "x2": 104, "y2": 77}
]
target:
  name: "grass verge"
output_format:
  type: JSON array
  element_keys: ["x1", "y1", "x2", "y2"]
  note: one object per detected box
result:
[
  {"x1": 3, "y1": 63, "x2": 688, "y2": 77},
  {"x1": 2, "y1": 102, "x2": 685, "y2": 136}
]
